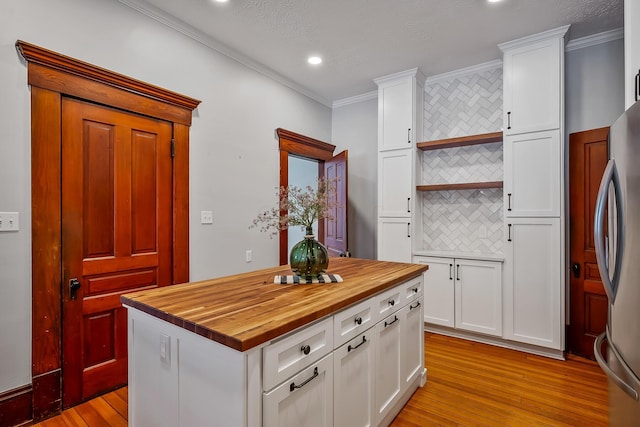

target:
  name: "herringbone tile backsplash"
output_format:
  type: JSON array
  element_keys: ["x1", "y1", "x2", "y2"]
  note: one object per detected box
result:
[{"x1": 420, "y1": 65, "x2": 504, "y2": 255}]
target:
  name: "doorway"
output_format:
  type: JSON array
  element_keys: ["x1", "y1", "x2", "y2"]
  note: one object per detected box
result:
[
  {"x1": 276, "y1": 128, "x2": 349, "y2": 265},
  {"x1": 18, "y1": 41, "x2": 200, "y2": 420},
  {"x1": 567, "y1": 127, "x2": 609, "y2": 359}
]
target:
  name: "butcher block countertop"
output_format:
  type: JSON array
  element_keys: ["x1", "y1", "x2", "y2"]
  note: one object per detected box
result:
[{"x1": 121, "y1": 257, "x2": 428, "y2": 352}]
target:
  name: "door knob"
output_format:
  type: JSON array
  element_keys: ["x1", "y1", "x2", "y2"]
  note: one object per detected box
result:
[
  {"x1": 572, "y1": 263, "x2": 580, "y2": 278},
  {"x1": 69, "y1": 278, "x2": 81, "y2": 300}
]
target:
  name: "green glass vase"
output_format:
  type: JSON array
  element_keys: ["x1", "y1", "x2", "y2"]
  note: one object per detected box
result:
[{"x1": 289, "y1": 226, "x2": 329, "y2": 277}]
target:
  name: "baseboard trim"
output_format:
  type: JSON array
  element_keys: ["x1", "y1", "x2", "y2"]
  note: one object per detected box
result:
[
  {"x1": 0, "y1": 384, "x2": 32, "y2": 427},
  {"x1": 426, "y1": 324, "x2": 565, "y2": 360},
  {"x1": 32, "y1": 370, "x2": 61, "y2": 422}
]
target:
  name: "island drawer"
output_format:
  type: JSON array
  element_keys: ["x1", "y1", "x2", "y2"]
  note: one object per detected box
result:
[
  {"x1": 400, "y1": 276, "x2": 423, "y2": 306},
  {"x1": 263, "y1": 317, "x2": 333, "y2": 392},
  {"x1": 333, "y1": 297, "x2": 375, "y2": 348},
  {"x1": 375, "y1": 283, "x2": 403, "y2": 322}
]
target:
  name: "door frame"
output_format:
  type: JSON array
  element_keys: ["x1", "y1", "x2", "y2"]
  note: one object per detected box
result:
[
  {"x1": 17, "y1": 41, "x2": 200, "y2": 421},
  {"x1": 276, "y1": 128, "x2": 336, "y2": 265}
]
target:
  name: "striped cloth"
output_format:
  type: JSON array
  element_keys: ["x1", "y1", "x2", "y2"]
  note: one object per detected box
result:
[{"x1": 274, "y1": 274, "x2": 343, "y2": 284}]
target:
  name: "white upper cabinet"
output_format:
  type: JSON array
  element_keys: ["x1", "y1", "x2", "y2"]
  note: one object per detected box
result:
[
  {"x1": 503, "y1": 130, "x2": 560, "y2": 217},
  {"x1": 375, "y1": 69, "x2": 424, "y2": 151},
  {"x1": 626, "y1": 1, "x2": 640, "y2": 108},
  {"x1": 500, "y1": 26, "x2": 569, "y2": 135}
]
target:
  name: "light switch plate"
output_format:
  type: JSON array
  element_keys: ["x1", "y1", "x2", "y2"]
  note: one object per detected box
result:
[{"x1": 0, "y1": 212, "x2": 19, "y2": 232}]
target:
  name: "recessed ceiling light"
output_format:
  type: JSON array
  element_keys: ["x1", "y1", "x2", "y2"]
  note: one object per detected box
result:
[
  {"x1": 308, "y1": 56, "x2": 322, "y2": 65},
  {"x1": 487, "y1": 0, "x2": 503, "y2": 3},
  {"x1": 214, "y1": 0, "x2": 228, "y2": 3}
]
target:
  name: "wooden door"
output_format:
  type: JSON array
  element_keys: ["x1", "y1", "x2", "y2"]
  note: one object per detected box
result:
[
  {"x1": 61, "y1": 98, "x2": 173, "y2": 406},
  {"x1": 323, "y1": 150, "x2": 348, "y2": 257},
  {"x1": 567, "y1": 127, "x2": 609, "y2": 359}
]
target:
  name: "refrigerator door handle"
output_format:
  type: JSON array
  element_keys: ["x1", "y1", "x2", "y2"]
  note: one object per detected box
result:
[
  {"x1": 594, "y1": 328, "x2": 640, "y2": 401},
  {"x1": 594, "y1": 159, "x2": 624, "y2": 303}
]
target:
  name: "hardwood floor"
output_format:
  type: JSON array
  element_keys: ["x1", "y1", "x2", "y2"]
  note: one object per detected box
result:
[{"x1": 32, "y1": 332, "x2": 608, "y2": 426}]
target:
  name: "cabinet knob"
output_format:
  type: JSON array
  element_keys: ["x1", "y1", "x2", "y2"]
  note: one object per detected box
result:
[
  {"x1": 300, "y1": 345, "x2": 311, "y2": 355},
  {"x1": 388, "y1": 299, "x2": 395, "y2": 307},
  {"x1": 354, "y1": 316, "x2": 363, "y2": 325}
]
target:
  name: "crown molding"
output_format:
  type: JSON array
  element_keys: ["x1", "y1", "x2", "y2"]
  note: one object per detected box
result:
[
  {"x1": 118, "y1": 0, "x2": 332, "y2": 107},
  {"x1": 499, "y1": 25, "x2": 571, "y2": 51},
  {"x1": 425, "y1": 59, "x2": 503, "y2": 86},
  {"x1": 332, "y1": 91, "x2": 377, "y2": 108},
  {"x1": 566, "y1": 27, "x2": 624, "y2": 52},
  {"x1": 374, "y1": 68, "x2": 426, "y2": 87}
]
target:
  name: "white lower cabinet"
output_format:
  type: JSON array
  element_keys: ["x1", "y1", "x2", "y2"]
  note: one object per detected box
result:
[
  {"x1": 416, "y1": 256, "x2": 502, "y2": 337},
  {"x1": 334, "y1": 332, "x2": 375, "y2": 427},
  {"x1": 374, "y1": 311, "x2": 403, "y2": 424},
  {"x1": 401, "y1": 299, "x2": 424, "y2": 389},
  {"x1": 503, "y1": 217, "x2": 562, "y2": 350},
  {"x1": 264, "y1": 354, "x2": 334, "y2": 427}
]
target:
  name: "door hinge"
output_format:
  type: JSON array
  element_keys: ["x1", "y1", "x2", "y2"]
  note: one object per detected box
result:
[{"x1": 171, "y1": 138, "x2": 175, "y2": 158}]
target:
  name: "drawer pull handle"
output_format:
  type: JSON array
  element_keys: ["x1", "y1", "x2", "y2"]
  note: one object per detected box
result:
[
  {"x1": 300, "y1": 345, "x2": 311, "y2": 355},
  {"x1": 388, "y1": 299, "x2": 395, "y2": 307},
  {"x1": 410, "y1": 301, "x2": 421, "y2": 310},
  {"x1": 354, "y1": 316, "x2": 363, "y2": 325},
  {"x1": 290, "y1": 367, "x2": 318, "y2": 392},
  {"x1": 412, "y1": 287, "x2": 418, "y2": 293},
  {"x1": 348, "y1": 336, "x2": 367, "y2": 352},
  {"x1": 385, "y1": 315, "x2": 399, "y2": 328}
]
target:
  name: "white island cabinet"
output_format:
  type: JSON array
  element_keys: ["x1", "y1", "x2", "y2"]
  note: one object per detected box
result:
[{"x1": 122, "y1": 258, "x2": 427, "y2": 427}]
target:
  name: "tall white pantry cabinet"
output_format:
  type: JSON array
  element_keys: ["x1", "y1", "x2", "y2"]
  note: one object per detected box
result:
[
  {"x1": 499, "y1": 26, "x2": 568, "y2": 353},
  {"x1": 375, "y1": 69, "x2": 425, "y2": 263},
  {"x1": 375, "y1": 25, "x2": 568, "y2": 357}
]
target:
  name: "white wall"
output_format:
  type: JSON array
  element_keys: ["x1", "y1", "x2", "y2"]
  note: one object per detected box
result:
[
  {"x1": 0, "y1": 0, "x2": 330, "y2": 394},
  {"x1": 566, "y1": 38, "x2": 625, "y2": 134},
  {"x1": 331, "y1": 96, "x2": 378, "y2": 259}
]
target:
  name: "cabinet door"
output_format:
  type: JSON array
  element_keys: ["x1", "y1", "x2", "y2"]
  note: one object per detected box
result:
[
  {"x1": 378, "y1": 150, "x2": 413, "y2": 218},
  {"x1": 503, "y1": 36, "x2": 562, "y2": 135},
  {"x1": 334, "y1": 332, "x2": 374, "y2": 427},
  {"x1": 400, "y1": 299, "x2": 424, "y2": 389},
  {"x1": 374, "y1": 311, "x2": 402, "y2": 424},
  {"x1": 377, "y1": 218, "x2": 412, "y2": 263},
  {"x1": 263, "y1": 354, "x2": 334, "y2": 427},
  {"x1": 415, "y1": 257, "x2": 455, "y2": 328},
  {"x1": 504, "y1": 130, "x2": 560, "y2": 217},
  {"x1": 455, "y1": 259, "x2": 502, "y2": 337},
  {"x1": 378, "y1": 79, "x2": 413, "y2": 151},
  {"x1": 503, "y1": 218, "x2": 562, "y2": 349}
]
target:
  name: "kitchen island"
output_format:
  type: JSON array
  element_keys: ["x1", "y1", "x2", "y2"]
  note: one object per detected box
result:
[{"x1": 122, "y1": 257, "x2": 428, "y2": 427}]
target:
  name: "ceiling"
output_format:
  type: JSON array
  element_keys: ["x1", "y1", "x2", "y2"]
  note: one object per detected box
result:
[{"x1": 121, "y1": 0, "x2": 623, "y2": 106}]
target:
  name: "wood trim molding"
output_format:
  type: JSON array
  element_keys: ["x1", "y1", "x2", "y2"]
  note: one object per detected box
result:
[
  {"x1": 20, "y1": 40, "x2": 198, "y2": 422},
  {"x1": 0, "y1": 384, "x2": 33, "y2": 427},
  {"x1": 276, "y1": 128, "x2": 335, "y2": 265},
  {"x1": 16, "y1": 40, "x2": 201, "y2": 112}
]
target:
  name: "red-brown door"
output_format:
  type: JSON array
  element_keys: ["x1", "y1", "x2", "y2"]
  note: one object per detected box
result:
[
  {"x1": 324, "y1": 150, "x2": 348, "y2": 257},
  {"x1": 61, "y1": 98, "x2": 174, "y2": 406},
  {"x1": 567, "y1": 127, "x2": 609, "y2": 359}
]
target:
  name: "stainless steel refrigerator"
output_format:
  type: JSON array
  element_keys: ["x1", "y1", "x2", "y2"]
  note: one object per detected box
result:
[{"x1": 594, "y1": 100, "x2": 640, "y2": 425}]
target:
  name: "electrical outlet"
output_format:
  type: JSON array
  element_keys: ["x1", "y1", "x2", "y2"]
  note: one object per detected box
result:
[
  {"x1": 160, "y1": 334, "x2": 171, "y2": 364},
  {"x1": 0, "y1": 212, "x2": 19, "y2": 232},
  {"x1": 200, "y1": 210, "x2": 213, "y2": 224},
  {"x1": 245, "y1": 250, "x2": 252, "y2": 263}
]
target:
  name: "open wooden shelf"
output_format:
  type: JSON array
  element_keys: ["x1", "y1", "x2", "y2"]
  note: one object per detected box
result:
[
  {"x1": 417, "y1": 181, "x2": 503, "y2": 192},
  {"x1": 417, "y1": 131, "x2": 503, "y2": 151}
]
